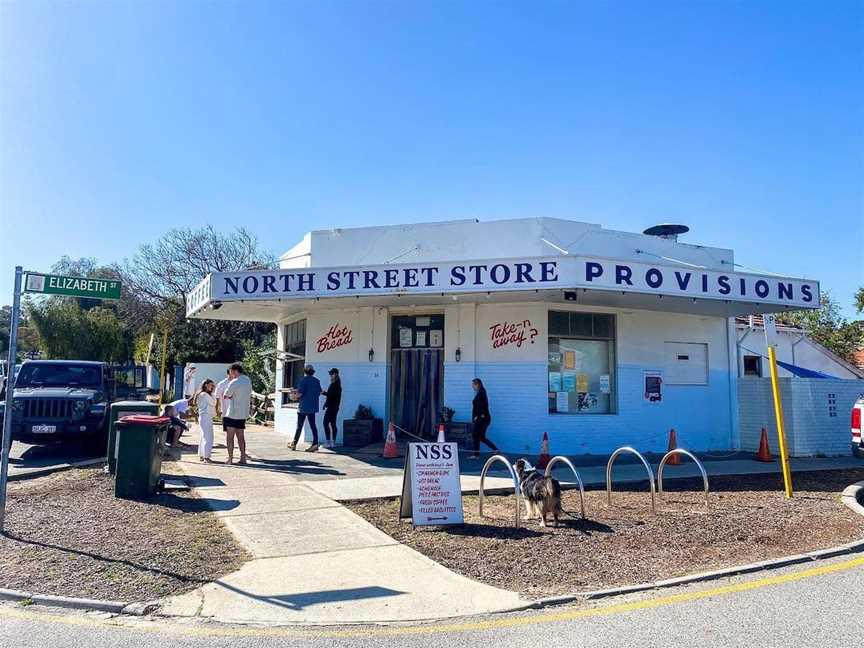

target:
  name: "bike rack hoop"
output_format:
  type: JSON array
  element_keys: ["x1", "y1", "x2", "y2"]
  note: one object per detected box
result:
[
  {"x1": 544, "y1": 455, "x2": 586, "y2": 518},
  {"x1": 606, "y1": 446, "x2": 656, "y2": 514},
  {"x1": 478, "y1": 454, "x2": 522, "y2": 528},
  {"x1": 657, "y1": 448, "x2": 710, "y2": 512}
]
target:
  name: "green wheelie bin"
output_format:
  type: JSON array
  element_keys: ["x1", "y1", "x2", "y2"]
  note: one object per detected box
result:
[
  {"x1": 115, "y1": 414, "x2": 169, "y2": 499},
  {"x1": 108, "y1": 401, "x2": 159, "y2": 474}
]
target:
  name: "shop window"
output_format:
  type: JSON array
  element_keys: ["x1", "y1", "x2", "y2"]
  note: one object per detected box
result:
[
  {"x1": 391, "y1": 314, "x2": 444, "y2": 349},
  {"x1": 281, "y1": 319, "x2": 306, "y2": 405},
  {"x1": 548, "y1": 311, "x2": 615, "y2": 414},
  {"x1": 743, "y1": 355, "x2": 762, "y2": 377},
  {"x1": 664, "y1": 342, "x2": 708, "y2": 384}
]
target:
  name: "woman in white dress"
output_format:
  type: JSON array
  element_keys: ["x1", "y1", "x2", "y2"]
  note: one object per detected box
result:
[{"x1": 196, "y1": 379, "x2": 217, "y2": 462}]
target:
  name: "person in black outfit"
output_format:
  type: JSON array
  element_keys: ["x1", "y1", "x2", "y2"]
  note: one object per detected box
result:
[
  {"x1": 471, "y1": 378, "x2": 499, "y2": 459},
  {"x1": 322, "y1": 367, "x2": 342, "y2": 449}
]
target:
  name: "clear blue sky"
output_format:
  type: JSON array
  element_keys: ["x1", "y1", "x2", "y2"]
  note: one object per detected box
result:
[{"x1": 1, "y1": 1, "x2": 862, "y2": 316}]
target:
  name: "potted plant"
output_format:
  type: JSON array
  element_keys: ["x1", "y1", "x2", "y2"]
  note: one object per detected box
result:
[
  {"x1": 342, "y1": 404, "x2": 384, "y2": 447},
  {"x1": 440, "y1": 406, "x2": 473, "y2": 447}
]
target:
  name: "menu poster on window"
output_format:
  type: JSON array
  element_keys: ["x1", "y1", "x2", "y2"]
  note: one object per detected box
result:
[
  {"x1": 549, "y1": 371, "x2": 562, "y2": 392},
  {"x1": 415, "y1": 316, "x2": 431, "y2": 327},
  {"x1": 562, "y1": 372, "x2": 576, "y2": 392},
  {"x1": 564, "y1": 351, "x2": 576, "y2": 369},
  {"x1": 599, "y1": 374, "x2": 611, "y2": 394},
  {"x1": 556, "y1": 391, "x2": 569, "y2": 413},
  {"x1": 429, "y1": 329, "x2": 443, "y2": 347},
  {"x1": 576, "y1": 372, "x2": 589, "y2": 393},
  {"x1": 644, "y1": 370, "x2": 663, "y2": 403},
  {"x1": 416, "y1": 330, "x2": 427, "y2": 347},
  {"x1": 399, "y1": 328, "x2": 413, "y2": 348}
]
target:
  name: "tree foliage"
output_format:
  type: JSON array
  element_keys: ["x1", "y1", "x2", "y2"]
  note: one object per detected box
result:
[
  {"x1": 855, "y1": 286, "x2": 864, "y2": 314},
  {"x1": 240, "y1": 330, "x2": 277, "y2": 394},
  {"x1": 780, "y1": 292, "x2": 863, "y2": 362},
  {"x1": 28, "y1": 301, "x2": 126, "y2": 362}
]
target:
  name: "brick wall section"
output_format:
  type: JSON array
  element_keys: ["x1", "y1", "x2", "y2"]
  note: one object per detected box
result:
[{"x1": 738, "y1": 377, "x2": 863, "y2": 456}]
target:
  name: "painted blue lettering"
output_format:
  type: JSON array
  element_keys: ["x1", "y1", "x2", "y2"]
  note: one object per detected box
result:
[
  {"x1": 242, "y1": 276, "x2": 259, "y2": 294},
  {"x1": 739, "y1": 278, "x2": 747, "y2": 296},
  {"x1": 645, "y1": 268, "x2": 663, "y2": 288},
  {"x1": 585, "y1": 262, "x2": 603, "y2": 281},
  {"x1": 297, "y1": 273, "x2": 314, "y2": 291},
  {"x1": 469, "y1": 265, "x2": 487, "y2": 285},
  {"x1": 778, "y1": 282, "x2": 793, "y2": 300},
  {"x1": 280, "y1": 274, "x2": 293, "y2": 291},
  {"x1": 404, "y1": 268, "x2": 420, "y2": 287},
  {"x1": 363, "y1": 271, "x2": 380, "y2": 289},
  {"x1": 674, "y1": 271, "x2": 691, "y2": 290},
  {"x1": 755, "y1": 280, "x2": 769, "y2": 298},
  {"x1": 346, "y1": 271, "x2": 361, "y2": 290},
  {"x1": 449, "y1": 266, "x2": 465, "y2": 286},
  {"x1": 421, "y1": 267, "x2": 438, "y2": 287},
  {"x1": 262, "y1": 275, "x2": 277, "y2": 293},
  {"x1": 384, "y1": 269, "x2": 399, "y2": 288},
  {"x1": 801, "y1": 285, "x2": 813, "y2": 303},
  {"x1": 701, "y1": 274, "x2": 709, "y2": 292},
  {"x1": 718, "y1": 275, "x2": 731, "y2": 295},
  {"x1": 327, "y1": 272, "x2": 340, "y2": 290},
  {"x1": 490, "y1": 264, "x2": 511, "y2": 284},
  {"x1": 540, "y1": 261, "x2": 558, "y2": 282},
  {"x1": 224, "y1": 277, "x2": 239, "y2": 294},
  {"x1": 615, "y1": 265, "x2": 632, "y2": 286},
  {"x1": 515, "y1": 263, "x2": 533, "y2": 283}
]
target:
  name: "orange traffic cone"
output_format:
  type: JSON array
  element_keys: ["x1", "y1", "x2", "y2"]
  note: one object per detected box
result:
[
  {"x1": 537, "y1": 432, "x2": 551, "y2": 469},
  {"x1": 755, "y1": 427, "x2": 773, "y2": 462},
  {"x1": 383, "y1": 423, "x2": 400, "y2": 459},
  {"x1": 436, "y1": 423, "x2": 446, "y2": 443},
  {"x1": 666, "y1": 429, "x2": 681, "y2": 465}
]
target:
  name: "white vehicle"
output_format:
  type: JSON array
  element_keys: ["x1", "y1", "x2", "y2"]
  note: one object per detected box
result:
[{"x1": 852, "y1": 395, "x2": 864, "y2": 459}]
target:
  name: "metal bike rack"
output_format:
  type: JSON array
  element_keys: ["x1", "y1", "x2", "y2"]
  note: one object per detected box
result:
[
  {"x1": 478, "y1": 454, "x2": 522, "y2": 529},
  {"x1": 606, "y1": 446, "x2": 656, "y2": 514},
  {"x1": 544, "y1": 456, "x2": 586, "y2": 518},
  {"x1": 657, "y1": 449, "x2": 710, "y2": 512}
]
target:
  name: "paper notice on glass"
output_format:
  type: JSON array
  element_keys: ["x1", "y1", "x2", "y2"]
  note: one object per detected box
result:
[
  {"x1": 556, "y1": 392, "x2": 569, "y2": 413},
  {"x1": 415, "y1": 330, "x2": 427, "y2": 347},
  {"x1": 564, "y1": 351, "x2": 576, "y2": 369},
  {"x1": 549, "y1": 371, "x2": 562, "y2": 392},
  {"x1": 399, "y1": 328, "x2": 413, "y2": 348},
  {"x1": 429, "y1": 329, "x2": 443, "y2": 347},
  {"x1": 416, "y1": 316, "x2": 431, "y2": 327},
  {"x1": 576, "y1": 372, "x2": 589, "y2": 392},
  {"x1": 599, "y1": 374, "x2": 610, "y2": 394},
  {"x1": 562, "y1": 372, "x2": 576, "y2": 392}
]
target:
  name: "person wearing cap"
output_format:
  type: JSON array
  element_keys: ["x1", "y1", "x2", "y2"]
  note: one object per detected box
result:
[
  {"x1": 290, "y1": 364, "x2": 323, "y2": 452},
  {"x1": 322, "y1": 368, "x2": 342, "y2": 449}
]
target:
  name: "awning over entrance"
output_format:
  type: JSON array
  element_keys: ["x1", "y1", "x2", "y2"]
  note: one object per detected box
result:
[{"x1": 186, "y1": 254, "x2": 819, "y2": 322}]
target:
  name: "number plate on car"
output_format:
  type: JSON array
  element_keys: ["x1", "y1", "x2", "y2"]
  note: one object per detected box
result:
[{"x1": 31, "y1": 424, "x2": 57, "y2": 433}]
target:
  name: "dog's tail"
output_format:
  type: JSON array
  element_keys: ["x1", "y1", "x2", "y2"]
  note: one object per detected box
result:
[{"x1": 545, "y1": 476, "x2": 563, "y2": 513}]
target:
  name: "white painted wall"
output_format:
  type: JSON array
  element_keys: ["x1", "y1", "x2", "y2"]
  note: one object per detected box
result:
[
  {"x1": 289, "y1": 217, "x2": 734, "y2": 271},
  {"x1": 736, "y1": 326, "x2": 862, "y2": 379}
]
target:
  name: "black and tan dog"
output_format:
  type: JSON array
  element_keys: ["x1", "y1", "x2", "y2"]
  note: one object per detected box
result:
[{"x1": 513, "y1": 458, "x2": 563, "y2": 527}]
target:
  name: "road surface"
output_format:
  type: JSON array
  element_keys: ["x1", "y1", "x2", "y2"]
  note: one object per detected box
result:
[{"x1": 2, "y1": 553, "x2": 862, "y2": 648}]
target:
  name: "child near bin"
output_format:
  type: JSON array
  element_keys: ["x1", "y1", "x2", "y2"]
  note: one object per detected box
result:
[{"x1": 161, "y1": 403, "x2": 190, "y2": 448}]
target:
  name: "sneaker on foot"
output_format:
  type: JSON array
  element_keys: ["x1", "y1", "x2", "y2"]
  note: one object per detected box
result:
[
  {"x1": 305, "y1": 444, "x2": 319, "y2": 452},
  {"x1": 288, "y1": 442, "x2": 297, "y2": 451}
]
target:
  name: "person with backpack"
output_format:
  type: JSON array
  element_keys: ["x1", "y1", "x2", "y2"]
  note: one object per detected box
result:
[{"x1": 290, "y1": 364, "x2": 322, "y2": 452}]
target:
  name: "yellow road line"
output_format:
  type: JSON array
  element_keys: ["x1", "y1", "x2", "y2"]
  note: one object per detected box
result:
[{"x1": 2, "y1": 555, "x2": 863, "y2": 639}]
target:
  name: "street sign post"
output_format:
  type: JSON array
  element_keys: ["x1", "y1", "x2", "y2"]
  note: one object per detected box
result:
[
  {"x1": 24, "y1": 273, "x2": 121, "y2": 300},
  {"x1": 0, "y1": 266, "x2": 23, "y2": 532},
  {"x1": 1, "y1": 269, "x2": 123, "y2": 532}
]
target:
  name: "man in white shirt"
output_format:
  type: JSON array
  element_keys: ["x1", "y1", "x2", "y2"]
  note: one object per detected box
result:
[
  {"x1": 214, "y1": 369, "x2": 231, "y2": 418},
  {"x1": 222, "y1": 363, "x2": 253, "y2": 465}
]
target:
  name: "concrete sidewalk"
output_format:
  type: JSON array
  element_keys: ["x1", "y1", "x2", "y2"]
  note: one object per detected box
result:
[
  {"x1": 155, "y1": 430, "x2": 524, "y2": 625},
  {"x1": 153, "y1": 423, "x2": 862, "y2": 625}
]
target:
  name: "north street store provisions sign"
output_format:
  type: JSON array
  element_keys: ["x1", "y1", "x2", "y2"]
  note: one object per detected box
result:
[
  {"x1": 196, "y1": 255, "x2": 819, "y2": 310},
  {"x1": 399, "y1": 442, "x2": 464, "y2": 526},
  {"x1": 25, "y1": 273, "x2": 121, "y2": 300}
]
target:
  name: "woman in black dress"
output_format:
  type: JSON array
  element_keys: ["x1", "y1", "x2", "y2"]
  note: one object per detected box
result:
[{"x1": 471, "y1": 378, "x2": 499, "y2": 459}]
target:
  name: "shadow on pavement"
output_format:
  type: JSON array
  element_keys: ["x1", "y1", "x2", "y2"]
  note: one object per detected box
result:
[{"x1": 214, "y1": 581, "x2": 405, "y2": 610}]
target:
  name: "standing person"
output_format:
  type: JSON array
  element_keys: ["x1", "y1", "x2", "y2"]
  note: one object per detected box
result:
[
  {"x1": 214, "y1": 368, "x2": 231, "y2": 418},
  {"x1": 183, "y1": 363, "x2": 198, "y2": 399},
  {"x1": 196, "y1": 379, "x2": 217, "y2": 463},
  {"x1": 223, "y1": 363, "x2": 253, "y2": 465},
  {"x1": 290, "y1": 364, "x2": 322, "y2": 452},
  {"x1": 322, "y1": 368, "x2": 342, "y2": 449},
  {"x1": 470, "y1": 378, "x2": 499, "y2": 459}
]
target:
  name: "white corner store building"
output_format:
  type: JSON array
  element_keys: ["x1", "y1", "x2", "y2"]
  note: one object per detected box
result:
[{"x1": 187, "y1": 217, "x2": 820, "y2": 456}]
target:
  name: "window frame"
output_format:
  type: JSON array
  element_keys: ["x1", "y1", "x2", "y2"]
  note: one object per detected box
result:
[
  {"x1": 281, "y1": 319, "x2": 306, "y2": 407},
  {"x1": 547, "y1": 311, "x2": 617, "y2": 415}
]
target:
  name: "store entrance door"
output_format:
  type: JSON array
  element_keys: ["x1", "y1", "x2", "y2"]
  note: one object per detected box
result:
[{"x1": 389, "y1": 314, "x2": 445, "y2": 439}]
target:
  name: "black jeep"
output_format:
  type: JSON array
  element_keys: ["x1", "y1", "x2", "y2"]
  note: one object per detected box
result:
[{"x1": 0, "y1": 360, "x2": 147, "y2": 450}]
